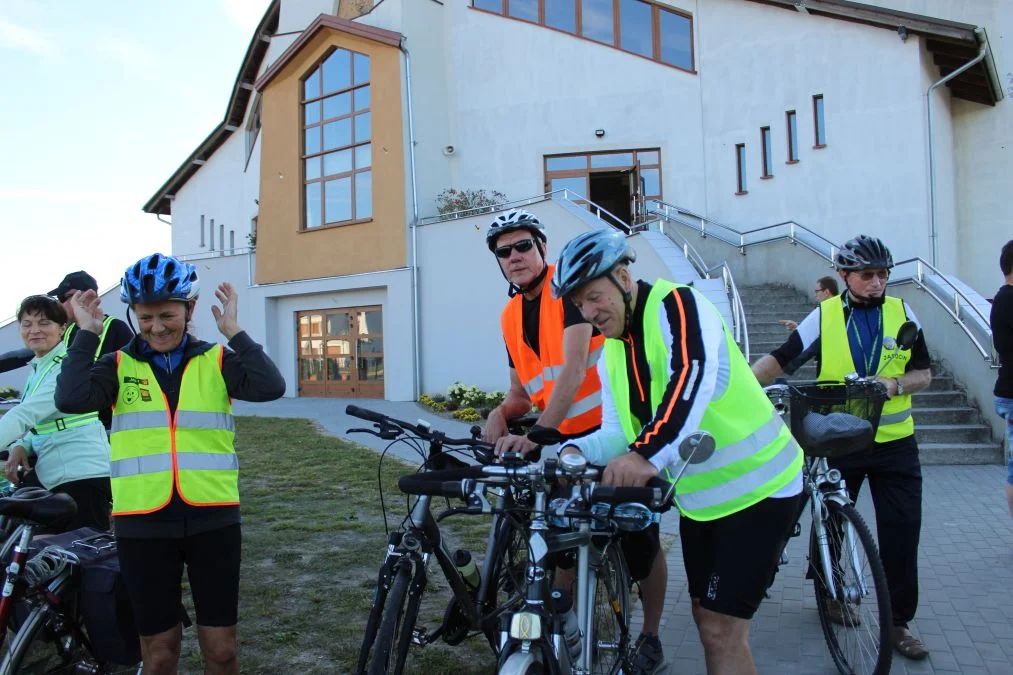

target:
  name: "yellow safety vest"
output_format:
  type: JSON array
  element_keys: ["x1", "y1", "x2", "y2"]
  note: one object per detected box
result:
[
  {"x1": 63, "y1": 316, "x2": 114, "y2": 361},
  {"x1": 109, "y1": 345, "x2": 238, "y2": 516},
  {"x1": 605, "y1": 280, "x2": 802, "y2": 522},
  {"x1": 817, "y1": 295, "x2": 914, "y2": 443}
]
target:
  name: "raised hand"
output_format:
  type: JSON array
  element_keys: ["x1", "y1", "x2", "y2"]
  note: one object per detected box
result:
[
  {"x1": 210, "y1": 282, "x2": 242, "y2": 340},
  {"x1": 69, "y1": 290, "x2": 105, "y2": 334}
]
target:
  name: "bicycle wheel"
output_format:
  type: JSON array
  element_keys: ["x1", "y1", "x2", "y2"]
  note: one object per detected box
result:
[
  {"x1": 811, "y1": 500, "x2": 892, "y2": 675},
  {"x1": 367, "y1": 562, "x2": 418, "y2": 675},
  {"x1": 499, "y1": 648, "x2": 546, "y2": 674},
  {"x1": 0, "y1": 603, "x2": 89, "y2": 675},
  {"x1": 587, "y1": 543, "x2": 631, "y2": 675}
]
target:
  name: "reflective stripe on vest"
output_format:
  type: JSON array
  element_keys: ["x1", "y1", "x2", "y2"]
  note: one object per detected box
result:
[
  {"x1": 605, "y1": 279, "x2": 802, "y2": 522},
  {"x1": 817, "y1": 295, "x2": 915, "y2": 443},
  {"x1": 23, "y1": 349, "x2": 102, "y2": 435},
  {"x1": 110, "y1": 345, "x2": 238, "y2": 515},
  {"x1": 63, "y1": 316, "x2": 114, "y2": 361},
  {"x1": 502, "y1": 264, "x2": 604, "y2": 435}
]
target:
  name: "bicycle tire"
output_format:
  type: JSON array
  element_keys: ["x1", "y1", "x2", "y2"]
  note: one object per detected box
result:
[
  {"x1": 0, "y1": 603, "x2": 90, "y2": 675},
  {"x1": 588, "y1": 543, "x2": 631, "y2": 675},
  {"x1": 356, "y1": 564, "x2": 394, "y2": 673},
  {"x1": 367, "y1": 563, "x2": 415, "y2": 675},
  {"x1": 499, "y1": 648, "x2": 546, "y2": 674},
  {"x1": 811, "y1": 501, "x2": 892, "y2": 675}
]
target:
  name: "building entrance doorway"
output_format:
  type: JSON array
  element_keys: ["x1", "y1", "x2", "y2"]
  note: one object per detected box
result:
[
  {"x1": 296, "y1": 306, "x2": 384, "y2": 398},
  {"x1": 544, "y1": 149, "x2": 662, "y2": 226}
]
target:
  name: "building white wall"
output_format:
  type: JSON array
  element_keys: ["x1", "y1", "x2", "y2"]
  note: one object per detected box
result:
[
  {"x1": 430, "y1": 1, "x2": 705, "y2": 216},
  {"x1": 697, "y1": 0, "x2": 934, "y2": 264},
  {"x1": 170, "y1": 130, "x2": 259, "y2": 259}
]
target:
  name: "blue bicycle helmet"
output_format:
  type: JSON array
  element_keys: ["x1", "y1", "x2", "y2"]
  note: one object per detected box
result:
[
  {"x1": 120, "y1": 253, "x2": 200, "y2": 305},
  {"x1": 551, "y1": 230, "x2": 636, "y2": 299}
]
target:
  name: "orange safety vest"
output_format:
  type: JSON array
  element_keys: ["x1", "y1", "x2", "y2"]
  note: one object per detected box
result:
[{"x1": 501, "y1": 265, "x2": 605, "y2": 435}]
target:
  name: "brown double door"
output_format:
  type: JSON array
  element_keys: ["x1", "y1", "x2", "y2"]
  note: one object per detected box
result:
[{"x1": 297, "y1": 306, "x2": 384, "y2": 398}]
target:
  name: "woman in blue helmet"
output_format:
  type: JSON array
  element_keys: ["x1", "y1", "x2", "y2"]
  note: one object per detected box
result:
[{"x1": 55, "y1": 253, "x2": 286, "y2": 675}]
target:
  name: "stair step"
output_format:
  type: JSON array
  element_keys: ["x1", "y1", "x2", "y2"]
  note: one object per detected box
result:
[
  {"x1": 912, "y1": 407, "x2": 977, "y2": 425},
  {"x1": 912, "y1": 390, "x2": 965, "y2": 407},
  {"x1": 914, "y1": 424, "x2": 994, "y2": 444},
  {"x1": 917, "y1": 443, "x2": 1004, "y2": 465}
]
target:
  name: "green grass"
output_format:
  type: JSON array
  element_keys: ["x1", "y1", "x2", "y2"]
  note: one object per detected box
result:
[{"x1": 177, "y1": 416, "x2": 497, "y2": 674}]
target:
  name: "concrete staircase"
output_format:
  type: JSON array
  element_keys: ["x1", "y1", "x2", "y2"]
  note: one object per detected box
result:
[{"x1": 739, "y1": 284, "x2": 1003, "y2": 465}]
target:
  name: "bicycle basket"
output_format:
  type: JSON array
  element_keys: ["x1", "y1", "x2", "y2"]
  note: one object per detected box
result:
[{"x1": 787, "y1": 380, "x2": 888, "y2": 458}]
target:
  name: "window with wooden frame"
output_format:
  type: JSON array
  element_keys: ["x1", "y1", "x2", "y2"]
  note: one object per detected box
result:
[
  {"x1": 245, "y1": 94, "x2": 262, "y2": 167},
  {"x1": 813, "y1": 94, "x2": 826, "y2": 148},
  {"x1": 735, "y1": 144, "x2": 747, "y2": 195},
  {"x1": 543, "y1": 148, "x2": 663, "y2": 207},
  {"x1": 472, "y1": 0, "x2": 693, "y2": 72},
  {"x1": 760, "y1": 127, "x2": 773, "y2": 179},
  {"x1": 786, "y1": 110, "x2": 799, "y2": 163},
  {"x1": 302, "y1": 48, "x2": 373, "y2": 230}
]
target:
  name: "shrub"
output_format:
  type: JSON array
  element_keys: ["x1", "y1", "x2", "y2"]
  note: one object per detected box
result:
[
  {"x1": 429, "y1": 393, "x2": 446, "y2": 403},
  {"x1": 0, "y1": 387, "x2": 20, "y2": 400},
  {"x1": 436, "y1": 188, "x2": 507, "y2": 217},
  {"x1": 478, "y1": 407, "x2": 492, "y2": 420},
  {"x1": 452, "y1": 407, "x2": 481, "y2": 422},
  {"x1": 444, "y1": 400, "x2": 459, "y2": 412}
]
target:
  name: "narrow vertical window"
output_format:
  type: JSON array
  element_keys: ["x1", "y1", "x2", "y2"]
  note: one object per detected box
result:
[
  {"x1": 813, "y1": 94, "x2": 826, "y2": 147},
  {"x1": 220, "y1": 223, "x2": 225, "y2": 252},
  {"x1": 200, "y1": 215, "x2": 205, "y2": 247},
  {"x1": 209, "y1": 218, "x2": 215, "y2": 251},
  {"x1": 735, "y1": 144, "x2": 747, "y2": 195},
  {"x1": 761, "y1": 127, "x2": 773, "y2": 178},
  {"x1": 786, "y1": 110, "x2": 799, "y2": 162},
  {"x1": 229, "y1": 230, "x2": 235, "y2": 252}
]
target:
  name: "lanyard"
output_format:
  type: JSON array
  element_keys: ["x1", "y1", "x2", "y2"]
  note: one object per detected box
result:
[{"x1": 845, "y1": 303, "x2": 882, "y2": 377}]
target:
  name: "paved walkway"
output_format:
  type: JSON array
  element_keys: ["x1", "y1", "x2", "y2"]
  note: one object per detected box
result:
[{"x1": 235, "y1": 398, "x2": 1013, "y2": 674}]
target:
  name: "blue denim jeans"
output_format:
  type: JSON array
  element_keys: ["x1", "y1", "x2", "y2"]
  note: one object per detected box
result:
[{"x1": 995, "y1": 396, "x2": 1013, "y2": 484}]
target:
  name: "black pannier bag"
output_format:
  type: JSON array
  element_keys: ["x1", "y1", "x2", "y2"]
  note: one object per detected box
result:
[{"x1": 29, "y1": 527, "x2": 141, "y2": 665}]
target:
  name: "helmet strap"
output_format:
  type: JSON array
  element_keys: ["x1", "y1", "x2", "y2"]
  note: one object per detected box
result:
[{"x1": 606, "y1": 271, "x2": 635, "y2": 334}]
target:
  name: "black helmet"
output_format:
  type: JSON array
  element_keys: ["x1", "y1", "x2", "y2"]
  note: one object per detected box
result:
[
  {"x1": 485, "y1": 209, "x2": 546, "y2": 252},
  {"x1": 835, "y1": 235, "x2": 894, "y2": 271}
]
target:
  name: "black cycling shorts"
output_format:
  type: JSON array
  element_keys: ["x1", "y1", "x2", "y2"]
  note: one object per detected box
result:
[
  {"x1": 680, "y1": 495, "x2": 799, "y2": 620},
  {"x1": 116, "y1": 524, "x2": 242, "y2": 635}
]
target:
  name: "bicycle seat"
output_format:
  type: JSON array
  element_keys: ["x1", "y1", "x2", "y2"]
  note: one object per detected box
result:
[{"x1": 0, "y1": 489, "x2": 77, "y2": 527}]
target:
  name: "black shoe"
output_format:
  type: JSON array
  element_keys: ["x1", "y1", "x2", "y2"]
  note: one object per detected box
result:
[{"x1": 631, "y1": 633, "x2": 665, "y2": 675}]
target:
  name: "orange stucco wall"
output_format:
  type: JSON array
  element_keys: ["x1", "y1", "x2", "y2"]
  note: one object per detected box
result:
[{"x1": 257, "y1": 29, "x2": 405, "y2": 284}]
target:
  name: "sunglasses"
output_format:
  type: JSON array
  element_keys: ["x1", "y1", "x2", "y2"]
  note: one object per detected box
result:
[
  {"x1": 854, "y1": 270, "x2": 889, "y2": 282},
  {"x1": 494, "y1": 238, "x2": 536, "y2": 259}
]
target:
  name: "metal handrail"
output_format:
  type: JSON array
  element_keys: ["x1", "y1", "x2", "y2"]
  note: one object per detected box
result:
[
  {"x1": 419, "y1": 189, "x2": 632, "y2": 234},
  {"x1": 653, "y1": 218, "x2": 750, "y2": 359},
  {"x1": 647, "y1": 199, "x2": 997, "y2": 365}
]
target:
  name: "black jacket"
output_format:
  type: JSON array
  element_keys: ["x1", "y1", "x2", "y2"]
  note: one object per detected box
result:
[{"x1": 56, "y1": 329, "x2": 286, "y2": 537}]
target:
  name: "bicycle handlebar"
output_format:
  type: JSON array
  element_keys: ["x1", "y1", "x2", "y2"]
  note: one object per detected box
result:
[{"x1": 346, "y1": 405, "x2": 496, "y2": 449}]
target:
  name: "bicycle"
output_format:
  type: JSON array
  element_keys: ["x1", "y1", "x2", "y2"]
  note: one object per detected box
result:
[
  {"x1": 0, "y1": 488, "x2": 141, "y2": 674},
  {"x1": 403, "y1": 428, "x2": 714, "y2": 675},
  {"x1": 764, "y1": 378, "x2": 893, "y2": 675},
  {"x1": 349, "y1": 405, "x2": 533, "y2": 675}
]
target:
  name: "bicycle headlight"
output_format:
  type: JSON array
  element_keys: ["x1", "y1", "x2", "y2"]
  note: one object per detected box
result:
[{"x1": 509, "y1": 611, "x2": 542, "y2": 641}]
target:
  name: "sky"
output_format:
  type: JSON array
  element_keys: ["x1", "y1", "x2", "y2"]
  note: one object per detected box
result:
[{"x1": 0, "y1": 0, "x2": 272, "y2": 322}]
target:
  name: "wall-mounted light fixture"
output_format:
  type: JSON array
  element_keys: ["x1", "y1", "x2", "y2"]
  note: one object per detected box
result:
[{"x1": 595, "y1": 129, "x2": 606, "y2": 138}]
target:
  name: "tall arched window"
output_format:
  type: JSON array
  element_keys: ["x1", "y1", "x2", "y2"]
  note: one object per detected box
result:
[{"x1": 302, "y1": 48, "x2": 373, "y2": 229}]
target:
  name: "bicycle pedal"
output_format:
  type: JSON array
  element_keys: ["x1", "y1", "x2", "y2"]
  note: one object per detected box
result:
[
  {"x1": 779, "y1": 550, "x2": 789, "y2": 566},
  {"x1": 791, "y1": 522, "x2": 802, "y2": 537},
  {"x1": 411, "y1": 628, "x2": 429, "y2": 646}
]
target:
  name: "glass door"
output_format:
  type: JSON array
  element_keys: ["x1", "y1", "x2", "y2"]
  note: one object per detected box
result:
[{"x1": 297, "y1": 306, "x2": 384, "y2": 398}]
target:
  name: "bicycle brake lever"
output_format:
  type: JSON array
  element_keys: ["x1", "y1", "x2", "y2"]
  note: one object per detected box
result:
[{"x1": 435, "y1": 505, "x2": 482, "y2": 522}]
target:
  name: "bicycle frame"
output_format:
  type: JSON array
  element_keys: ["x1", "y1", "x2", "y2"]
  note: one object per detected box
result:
[{"x1": 0, "y1": 523, "x2": 36, "y2": 635}]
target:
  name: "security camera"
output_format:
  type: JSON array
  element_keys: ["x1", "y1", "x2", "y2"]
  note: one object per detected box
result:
[{"x1": 442, "y1": 145, "x2": 456, "y2": 156}]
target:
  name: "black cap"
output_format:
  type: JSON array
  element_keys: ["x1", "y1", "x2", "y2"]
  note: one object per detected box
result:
[{"x1": 49, "y1": 271, "x2": 99, "y2": 300}]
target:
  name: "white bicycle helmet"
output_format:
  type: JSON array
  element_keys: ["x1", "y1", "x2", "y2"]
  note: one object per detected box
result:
[{"x1": 485, "y1": 209, "x2": 546, "y2": 252}]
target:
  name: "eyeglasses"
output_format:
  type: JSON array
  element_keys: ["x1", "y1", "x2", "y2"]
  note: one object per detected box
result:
[
  {"x1": 854, "y1": 270, "x2": 889, "y2": 282},
  {"x1": 494, "y1": 239, "x2": 536, "y2": 259},
  {"x1": 814, "y1": 288, "x2": 826, "y2": 294}
]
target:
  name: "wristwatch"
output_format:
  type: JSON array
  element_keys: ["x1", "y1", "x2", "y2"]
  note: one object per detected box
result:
[{"x1": 894, "y1": 378, "x2": 905, "y2": 396}]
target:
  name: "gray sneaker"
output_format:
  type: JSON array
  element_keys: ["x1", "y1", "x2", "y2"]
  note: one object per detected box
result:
[{"x1": 631, "y1": 633, "x2": 665, "y2": 675}]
